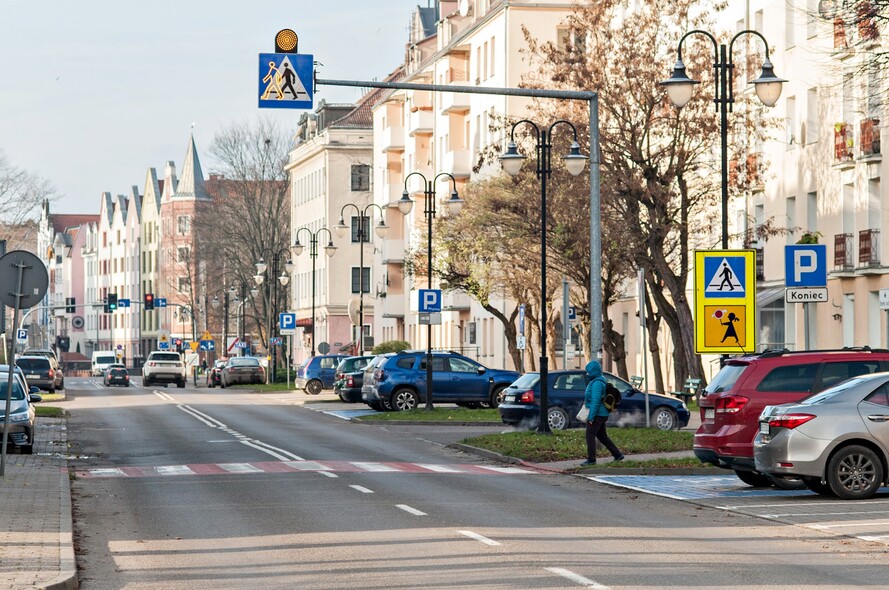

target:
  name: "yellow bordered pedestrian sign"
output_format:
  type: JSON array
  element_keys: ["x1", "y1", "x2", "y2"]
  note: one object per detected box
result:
[{"x1": 694, "y1": 250, "x2": 756, "y2": 354}]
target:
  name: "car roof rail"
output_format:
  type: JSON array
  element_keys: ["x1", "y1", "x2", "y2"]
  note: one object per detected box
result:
[{"x1": 757, "y1": 346, "x2": 889, "y2": 358}]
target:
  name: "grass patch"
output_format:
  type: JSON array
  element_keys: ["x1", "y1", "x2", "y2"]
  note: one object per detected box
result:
[
  {"x1": 39, "y1": 392, "x2": 66, "y2": 403},
  {"x1": 36, "y1": 406, "x2": 65, "y2": 418},
  {"x1": 361, "y1": 407, "x2": 501, "y2": 423},
  {"x1": 462, "y1": 428, "x2": 693, "y2": 463}
]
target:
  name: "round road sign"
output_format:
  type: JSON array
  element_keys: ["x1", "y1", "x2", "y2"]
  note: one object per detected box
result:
[
  {"x1": 317, "y1": 341, "x2": 330, "y2": 354},
  {"x1": 0, "y1": 250, "x2": 48, "y2": 309}
]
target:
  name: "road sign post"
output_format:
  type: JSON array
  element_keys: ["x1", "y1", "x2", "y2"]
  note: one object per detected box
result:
[{"x1": 694, "y1": 250, "x2": 756, "y2": 355}]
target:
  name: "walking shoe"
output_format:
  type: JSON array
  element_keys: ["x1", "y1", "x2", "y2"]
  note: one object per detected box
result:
[
  {"x1": 580, "y1": 460, "x2": 597, "y2": 466},
  {"x1": 612, "y1": 454, "x2": 625, "y2": 462}
]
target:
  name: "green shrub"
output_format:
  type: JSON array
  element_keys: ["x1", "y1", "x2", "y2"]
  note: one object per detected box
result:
[{"x1": 372, "y1": 340, "x2": 411, "y2": 354}]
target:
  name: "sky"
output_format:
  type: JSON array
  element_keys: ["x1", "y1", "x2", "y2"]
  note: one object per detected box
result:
[{"x1": 0, "y1": 0, "x2": 415, "y2": 214}]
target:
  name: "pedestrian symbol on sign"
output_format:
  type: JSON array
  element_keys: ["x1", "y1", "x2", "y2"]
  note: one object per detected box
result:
[{"x1": 704, "y1": 256, "x2": 745, "y2": 298}]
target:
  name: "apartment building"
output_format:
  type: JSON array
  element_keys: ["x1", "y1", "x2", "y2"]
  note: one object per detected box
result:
[{"x1": 372, "y1": 0, "x2": 575, "y2": 369}]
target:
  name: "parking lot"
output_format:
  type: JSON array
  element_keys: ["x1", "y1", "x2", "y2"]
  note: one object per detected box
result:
[{"x1": 592, "y1": 474, "x2": 889, "y2": 546}]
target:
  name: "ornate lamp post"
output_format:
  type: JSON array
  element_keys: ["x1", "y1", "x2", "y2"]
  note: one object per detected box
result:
[
  {"x1": 293, "y1": 228, "x2": 337, "y2": 357},
  {"x1": 335, "y1": 204, "x2": 389, "y2": 355},
  {"x1": 254, "y1": 249, "x2": 294, "y2": 383},
  {"x1": 661, "y1": 29, "x2": 786, "y2": 249},
  {"x1": 499, "y1": 120, "x2": 587, "y2": 433},
  {"x1": 398, "y1": 172, "x2": 463, "y2": 411},
  {"x1": 210, "y1": 285, "x2": 236, "y2": 359}
]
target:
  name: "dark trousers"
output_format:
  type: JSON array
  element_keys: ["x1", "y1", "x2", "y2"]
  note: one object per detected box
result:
[{"x1": 586, "y1": 416, "x2": 621, "y2": 461}]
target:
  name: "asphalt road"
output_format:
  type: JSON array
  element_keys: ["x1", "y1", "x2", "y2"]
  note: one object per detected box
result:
[{"x1": 62, "y1": 376, "x2": 889, "y2": 589}]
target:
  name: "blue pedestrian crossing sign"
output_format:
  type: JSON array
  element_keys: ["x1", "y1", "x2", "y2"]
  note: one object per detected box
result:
[
  {"x1": 258, "y1": 53, "x2": 313, "y2": 110},
  {"x1": 703, "y1": 255, "x2": 747, "y2": 298}
]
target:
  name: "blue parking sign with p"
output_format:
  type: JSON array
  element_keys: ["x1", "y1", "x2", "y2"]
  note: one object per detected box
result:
[
  {"x1": 279, "y1": 312, "x2": 296, "y2": 331},
  {"x1": 785, "y1": 244, "x2": 827, "y2": 287},
  {"x1": 418, "y1": 289, "x2": 442, "y2": 313}
]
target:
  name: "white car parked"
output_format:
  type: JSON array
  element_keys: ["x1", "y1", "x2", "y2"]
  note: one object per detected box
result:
[{"x1": 142, "y1": 351, "x2": 186, "y2": 388}]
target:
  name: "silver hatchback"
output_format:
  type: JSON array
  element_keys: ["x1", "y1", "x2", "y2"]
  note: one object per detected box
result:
[{"x1": 754, "y1": 372, "x2": 889, "y2": 500}]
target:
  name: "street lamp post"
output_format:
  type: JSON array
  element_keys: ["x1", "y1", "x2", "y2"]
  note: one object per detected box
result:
[
  {"x1": 499, "y1": 120, "x2": 588, "y2": 434},
  {"x1": 661, "y1": 29, "x2": 786, "y2": 249},
  {"x1": 211, "y1": 285, "x2": 236, "y2": 359},
  {"x1": 235, "y1": 284, "x2": 258, "y2": 357},
  {"x1": 293, "y1": 227, "x2": 337, "y2": 357},
  {"x1": 254, "y1": 249, "x2": 294, "y2": 384},
  {"x1": 398, "y1": 172, "x2": 463, "y2": 412},
  {"x1": 335, "y1": 204, "x2": 390, "y2": 356}
]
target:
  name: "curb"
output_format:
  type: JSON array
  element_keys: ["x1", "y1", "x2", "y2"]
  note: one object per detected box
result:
[
  {"x1": 41, "y1": 469, "x2": 78, "y2": 590},
  {"x1": 448, "y1": 442, "x2": 716, "y2": 476},
  {"x1": 360, "y1": 420, "x2": 503, "y2": 427}
]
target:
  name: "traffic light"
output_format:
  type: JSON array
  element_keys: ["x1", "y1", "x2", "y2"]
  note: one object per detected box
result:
[
  {"x1": 65, "y1": 297, "x2": 76, "y2": 313},
  {"x1": 108, "y1": 293, "x2": 118, "y2": 312},
  {"x1": 144, "y1": 293, "x2": 154, "y2": 310},
  {"x1": 103, "y1": 297, "x2": 110, "y2": 313}
]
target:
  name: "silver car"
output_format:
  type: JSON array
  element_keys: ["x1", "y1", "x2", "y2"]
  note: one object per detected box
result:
[
  {"x1": 0, "y1": 371, "x2": 42, "y2": 454},
  {"x1": 754, "y1": 372, "x2": 889, "y2": 500}
]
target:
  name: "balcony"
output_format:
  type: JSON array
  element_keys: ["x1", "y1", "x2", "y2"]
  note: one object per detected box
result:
[
  {"x1": 381, "y1": 126, "x2": 405, "y2": 153},
  {"x1": 860, "y1": 118, "x2": 881, "y2": 158},
  {"x1": 441, "y1": 148, "x2": 472, "y2": 178},
  {"x1": 442, "y1": 290, "x2": 472, "y2": 311},
  {"x1": 380, "y1": 290, "x2": 406, "y2": 320},
  {"x1": 408, "y1": 108, "x2": 433, "y2": 136},
  {"x1": 834, "y1": 123, "x2": 854, "y2": 165},
  {"x1": 834, "y1": 232, "x2": 854, "y2": 270},
  {"x1": 440, "y1": 88, "x2": 470, "y2": 115},
  {"x1": 858, "y1": 2, "x2": 880, "y2": 43},
  {"x1": 381, "y1": 238, "x2": 405, "y2": 264},
  {"x1": 859, "y1": 228, "x2": 881, "y2": 267},
  {"x1": 834, "y1": 17, "x2": 849, "y2": 51}
]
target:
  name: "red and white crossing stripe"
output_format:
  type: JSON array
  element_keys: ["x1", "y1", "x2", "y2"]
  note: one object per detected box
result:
[{"x1": 76, "y1": 460, "x2": 539, "y2": 479}]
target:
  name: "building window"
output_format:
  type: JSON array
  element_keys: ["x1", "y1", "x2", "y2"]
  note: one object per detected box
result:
[
  {"x1": 178, "y1": 277, "x2": 189, "y2": 293},
  {"x1": 177, "y1": 216, "x2": 191, "y2": 235},
  {"x1": 351, "y1": 267, "x2": 370, "y2": 293},
  {"x1": 177, "y1": 247, "x2": 190, "y2": 262},
  {"x1": 468, "y1": 321, "x2": 477, "y2": 344},
  {"x1": 350, "y1": 164, "x2": 370, "y2": 191},
  {"x1": 351, "y1": 216, "x2": 370, "y2": 243}
]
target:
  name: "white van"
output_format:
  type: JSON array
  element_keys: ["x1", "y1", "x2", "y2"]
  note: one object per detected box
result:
[{"x1": 91, "y1": 351, "x2": 117, "y2": 376}]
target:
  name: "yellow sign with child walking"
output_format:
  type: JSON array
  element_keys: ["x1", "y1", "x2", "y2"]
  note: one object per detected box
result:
[{"x1": 694, "y1": 250, "x2": 756, "y2": 354}]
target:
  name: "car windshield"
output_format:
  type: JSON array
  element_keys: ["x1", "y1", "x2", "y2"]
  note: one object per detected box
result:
[
  {"x1": 16, "y1": 358, "x2": 49, "y2": 371},
  {"x1": 0, "y1": 375, "x2": 26, "y2": 400},
  {"x1": 704, "y1": 363, "x2": 747, "y2": 394},
  {"x1": 798, "y1": 377, "x2": 868, "y2": 405},
  {"x1": 96, "y1": 356, "x2": 116, "y2": 364},
  {"x1": 510, "y1": 373, "x2": 540, "y2": 389},
  {"x1": 230, "y1": 358, "x2": 259, "y2": 366},
  {"x1": 151, "y1": 353, "x2": 181, "y2": 362}
]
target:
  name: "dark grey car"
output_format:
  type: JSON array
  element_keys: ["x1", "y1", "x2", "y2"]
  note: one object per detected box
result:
[
  {"x1": 755, "y1": 372, "x2": 889, "y2": 500},
  {"x1": 15, "y1": 356, "x2": 61, "y2": 393}
]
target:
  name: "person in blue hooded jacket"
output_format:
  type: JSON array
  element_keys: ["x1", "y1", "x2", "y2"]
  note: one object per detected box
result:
[{"x1": 581, "y1": 360, "x2": 624, "y2": 466}]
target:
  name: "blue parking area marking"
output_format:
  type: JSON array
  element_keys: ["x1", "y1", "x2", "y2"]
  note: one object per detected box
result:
[
  {"x1": 589, "y1": 475, "x2": 816, "y2": 500},
  {"x1": 322, "y1": 409, "x2": 380, "y2": 421}
]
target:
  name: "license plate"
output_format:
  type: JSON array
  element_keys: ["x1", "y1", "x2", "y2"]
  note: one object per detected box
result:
[
  {"x1": 503, "y1": 395, "x2": 515, "y2": 403},
  {"x1": 28, "y1": 374, "x2": 40, "y2": 379},
  {"x1": 704, "y1": 408, "x2": 715, "y2": 420},
  {"x1": 760, "y1": 422, "x2": 770, "y2": 435}
]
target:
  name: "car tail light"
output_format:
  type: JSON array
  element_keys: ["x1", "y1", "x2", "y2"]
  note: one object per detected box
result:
[
  {"x1": 715, "y1": 395, "x2": 749, "y2": 414},
  {"x1": 125, "y1": 375, "x2": 129, "y2": 380},
  {"x1": 768, "y1": 414, "x2": 816, "y2": 429},
  {"x1": 346, "y1": 376, "x2": 354, "y2": 387},
  {"x1": 518, "y1": 390, "x2": 535, "y2": 403},
  {"x1": 48, "y1": 369, "x2": 54, "y2": 377}
]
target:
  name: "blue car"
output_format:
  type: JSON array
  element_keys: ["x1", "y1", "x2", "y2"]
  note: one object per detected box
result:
[
  {"x1": 498, "y1": 370, "x2": 690, "y2": 431},
  {"x1": 294, "y1": 355, "x2": 348, "y2": 395},
  {"x1": 366, "y1": 350, "x2": 521, "y2": 411}
]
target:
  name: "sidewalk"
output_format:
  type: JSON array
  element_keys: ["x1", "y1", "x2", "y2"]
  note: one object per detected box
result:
[{"x1": 0, "y1": 418, "x2": 77, "y2": 590}]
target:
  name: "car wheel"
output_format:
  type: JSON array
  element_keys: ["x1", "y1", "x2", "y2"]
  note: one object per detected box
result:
[
  {"x1": 547, "y1": 407, "x2": 570, "y2": 431},
  {"x1": 827, "y1": 445, "x2": 884, "y2": 500},
  {"x1": 651, "y1": 407, "x2": 678, "y2": 431},
  {"x1": 178, "y1": 379, "x2": 186, "y2": 388},
  {"x1": 306, "y1": 379, "x2": 323, "y2": 395},
  {"x1": 21, "y1": 444, "x2": 33, "y2": 455},
  {"x1": 125, "y1": 383, "x2": 129, "y2": 387},
  {"x1": 734, "y1": 469, "x2": 773, "y2": 487},
  {"x1": 48, "y1": 386, "x2": 55, "y2": 394},
  {"x1": 220, "y1": 379, "x2": 226, "y2": 389},
  {"x1": 489, "y1": 386, "x2": 507, "y2": 408},
  {"x1": 144, "y1": 376, "x2": 151, "y2": 387},
  {"x1": 367, "y1": 401, "x2": 384, "y2": 411},
  {"x1": 767, "y1": 475, "x2": 807, "y2": 490},
  {"x1": 802, "y1": 477, "x2": 835, "y2": 496},
  {"x1": 391, "y1": 388, "x2": 419, "y2": 411}
]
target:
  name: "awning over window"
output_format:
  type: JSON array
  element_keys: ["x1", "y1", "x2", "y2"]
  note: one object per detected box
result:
[
  {"x1": 757, "y1": 287, "x2": 785, "y2": 308},
  {"x1": 295, "y1": 318, "x2": 313, "y2": 327}
]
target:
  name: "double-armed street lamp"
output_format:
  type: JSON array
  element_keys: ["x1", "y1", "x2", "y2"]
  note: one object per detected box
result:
[
  {"x1": 335, "y1": 204, "x2": 389, "y2": 355},
  {"x1": 398, "y1": 172, "x2": 463, "y2": 411},
  {"x1": 500, "y1": 120, "x2": 587, "y2": 434},
  {"x1": 254, "y1": 249, "x2": 294, "y2": 383},
  {"x1": 211, "y1": 285, "x2": 237, "y2": 359},
  {"x1": 293, "y1": 227, "x2": 337, "y2": 357},
  {"x1": 660, "y1": 29, "x2": 786, "y2": 249},
  {"x1": 233, "y1": 284, "x2": 258, "y2": 356}
]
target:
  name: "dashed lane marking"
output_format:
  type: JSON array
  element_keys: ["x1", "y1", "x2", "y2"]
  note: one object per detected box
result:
[
  {"x1": 396, "y1": 504, "x2": 426, "y2": 516},
  {"x1": 76, "y1": 460, "x2": 538, "y2": 479},
  {"x1": 545, "y1": 567, "x2": 609, "y2": 589},
  {"x1": 350, "y1": 485, "x2": 374, "y2": 494},
  {"x1": 457, "y1": 530, "x2": 500, "y2": 546}
]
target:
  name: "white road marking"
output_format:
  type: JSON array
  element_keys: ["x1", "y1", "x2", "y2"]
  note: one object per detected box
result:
[
  {"x1": 545, "y1": 567, "x2": 609, "y2": 588},
  {"x1": 352, "y1": 462, "x2": 401, "y2": 472},
  {"x1": 155, "y1": 465, "x2": 194, "y2": 476},
  {"x1": 475, "y1": 466, "x2": 534, "y2": 474},
  {"x1": 416, "y1": 463, "x2": 463, "y2": 473},
  {"x1": 88, "y1": 468, "x2": 126, "y2": 477},
  {"x1": 242, "y1": 439, "x2": 304, "y2": 461},
  {"x1": 219, "y1": 463, "x2": 263, "y2": 473},
  {"x1": 154, "y1": 391, "x2": 175, "y2": 401},
  {"x1": 860, "y1": 534, "x2": 889, "y2": 541},
  {"x1": 457, "y1": 530, "x2": 500, "y2": 546},
  {"x1": 239, "y1": 440, "x2": 293, "y2": 461},
  {"x1": 177, "y1": 405, "x2": 220, "y2": 428},
  {"x1": 318, "y1": 471, "x2": 339, "y2": 478},
  {"x1": 350, "y1": 485, "x2": 374, "y2": 494},
  {"x1": 396, "y1": 504, "x2": 426, "y2": 516},
  {"x1": 180, "y1": 405, "x2": 227, "y2": 428},
  {"x1": 717, "y1": 499, "x2": 889, "y2": 510},
  {"x1": 284, "y1": 461, "x2": 332, "y2": 471},
  {"x1": 810, "y1": 521, "x2": 889, "y2": 529}
]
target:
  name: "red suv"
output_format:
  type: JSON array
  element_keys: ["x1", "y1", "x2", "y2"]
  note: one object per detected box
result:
[{"x1": 695, "y1": 348, "x2": 889, "y2": 487}]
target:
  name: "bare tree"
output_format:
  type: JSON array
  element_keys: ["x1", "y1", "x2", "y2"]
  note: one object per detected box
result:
[{"x1": 0, "y1": 152, "x2": 55, "y2": 225}]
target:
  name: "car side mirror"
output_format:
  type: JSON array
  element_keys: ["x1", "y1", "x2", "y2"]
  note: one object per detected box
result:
[
  {"x1": 29, "y1": 393, "x2": 43, "y2": 403},
  {"x1": 30, "y1": 386, "x2": 40, "y2": 394},
  {"x1": 476, "y1": 367, "x2": 486, "y2": 375}
]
